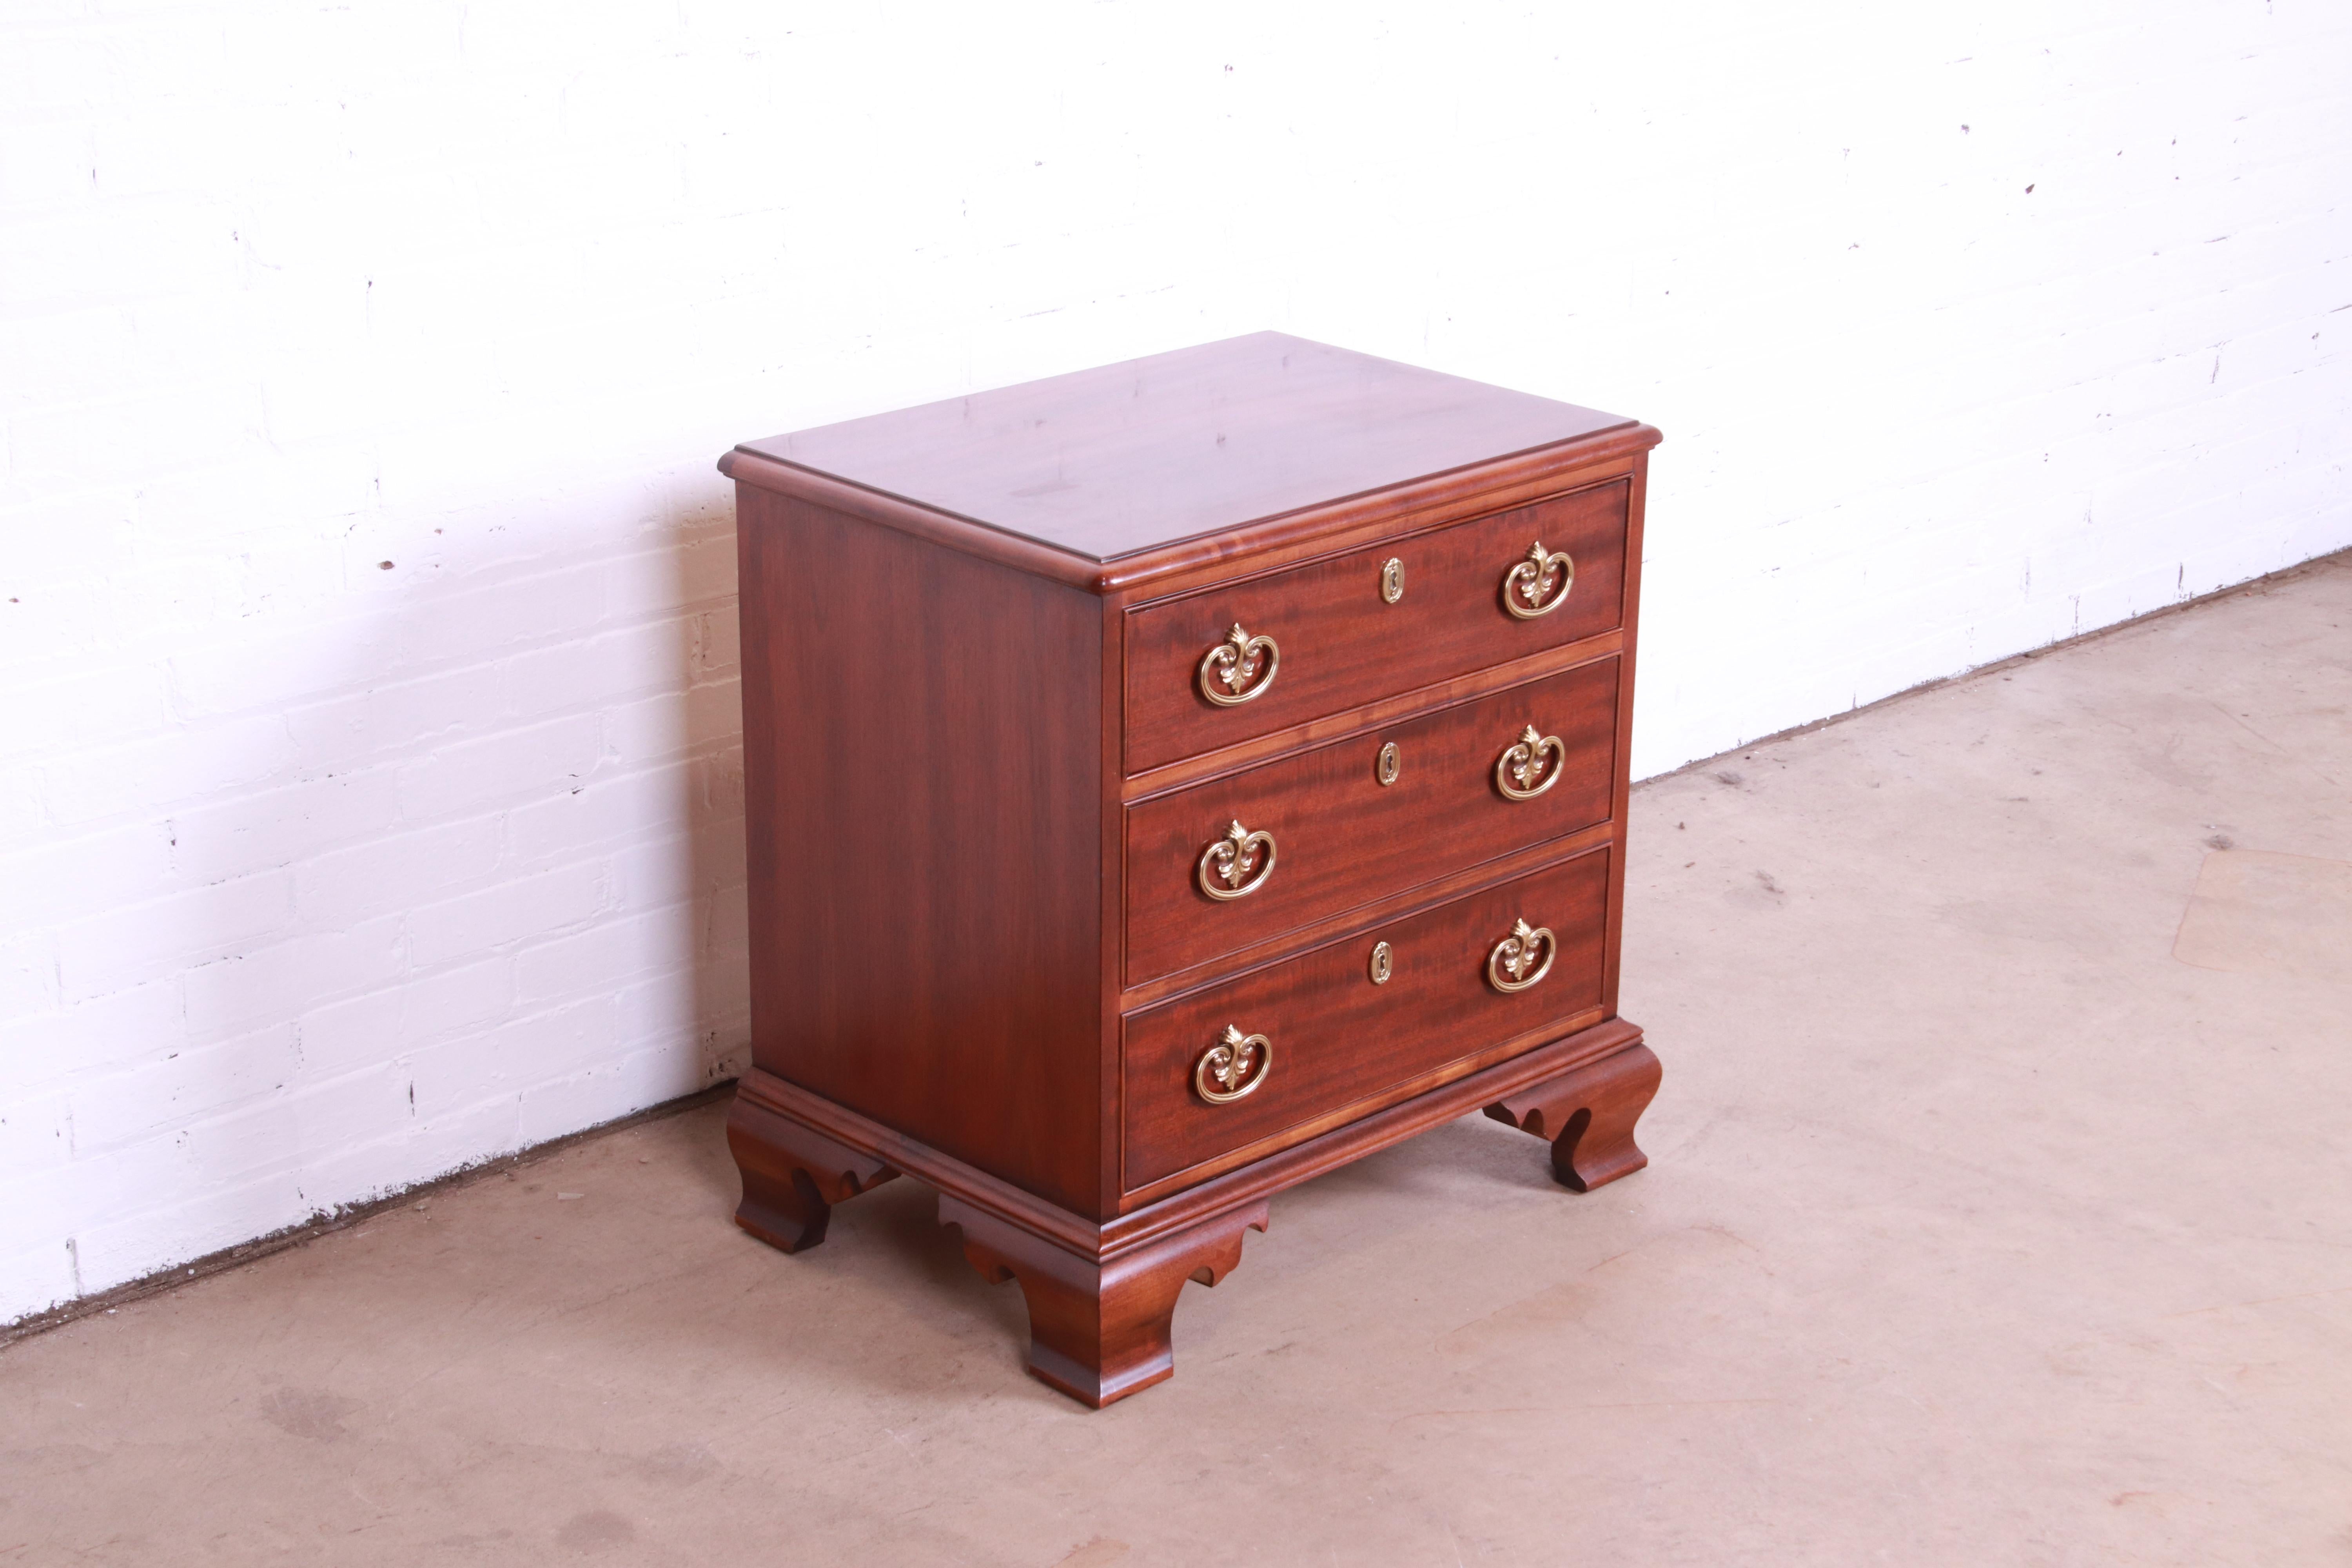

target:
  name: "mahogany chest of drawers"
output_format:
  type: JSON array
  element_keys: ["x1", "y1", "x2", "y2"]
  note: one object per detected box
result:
[{"x1": 721, "y1": 333, "x2": 1664, "y2": 1407}]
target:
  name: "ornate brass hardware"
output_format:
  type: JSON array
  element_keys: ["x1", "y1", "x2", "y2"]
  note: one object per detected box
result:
[
  {"x1": 1380, "y1": 557, "x2": 1405, "y2": 604},
  {"x1": 1197, "y1": 623, "x2": 1279, "y2": 706},
  {"x1": 1368, "y1": 940, "x2": 1393, "y2": 985},
  {"x1": 1376, "y1": 741, "x2": 1401, "y2": 786},
  {"x1": 1486, "y1": 918, "x2": 1556, "y2": 993},
  {"x1": 1197, "y1": 819, "x2": 1276, "y2": 900},
  {"x1": 1195, "y1": 1025, "x2": 1271, "y2": 1104},
  {"x1": 1494, "y1": 725, "x2": 1566, "y2": 801},
  {"x1": 1501, "y1": 541, "x2": 1574, "y2": 619}
]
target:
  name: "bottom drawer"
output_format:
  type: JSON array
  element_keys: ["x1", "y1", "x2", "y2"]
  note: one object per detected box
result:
[{"x1": 1122, "y1": 847, "x2": 1610, "y2": 1191}]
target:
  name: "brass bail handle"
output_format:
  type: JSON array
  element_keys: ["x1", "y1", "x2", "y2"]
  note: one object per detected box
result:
[
  {"x1": 1198, "y1": 820, "x2": 1276, "y2": 900},
  {"x1": 1195, "y1": 1025, "x2": 1271, "y2": 1104},
  {"x1": 1486, "y1": 918, "x2": 1556, "y2": 993},
  {"x1": 1501, "y1": 541, "x2": 1573, "y2": 619},
  {"x1": 1494, "y1": 726, "x2": 1566, "y2": 801},
  {"x1": 1198, "y1": 623, "x2": 1280, "y2": 705}
]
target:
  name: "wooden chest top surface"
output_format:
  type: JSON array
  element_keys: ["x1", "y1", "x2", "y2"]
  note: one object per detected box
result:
[{"x1": 735, "y1": 332, "x2": 1633, "y2": 564}]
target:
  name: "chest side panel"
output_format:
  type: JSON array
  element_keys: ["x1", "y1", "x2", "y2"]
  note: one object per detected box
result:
[{"x1": 737, "y1": 487, "x2": 1107, "y2": 1216}]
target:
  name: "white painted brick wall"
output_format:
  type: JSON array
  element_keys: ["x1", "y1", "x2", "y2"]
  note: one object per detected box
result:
[{"x1": 4, "y1": 1, "x2": 2348, "y2": 1324}]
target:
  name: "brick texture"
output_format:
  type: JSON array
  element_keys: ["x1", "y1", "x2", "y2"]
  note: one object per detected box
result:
[{"x1": 3, "y1": 2, "x2": 2348, "y2": 1323}]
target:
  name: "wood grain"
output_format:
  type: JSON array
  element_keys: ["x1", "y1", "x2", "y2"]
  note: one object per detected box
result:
[
  {"x1": 1121, "y1": 480, "x2": 1629, "y2": 772},
  {"x1": 944, "y1": 1193, "x2": 1268, "y2": 1408},
  {"x1": 723, "y1": 336, "x2": 1662, "y2": 1405},
  {"x1": 729, "y1": 1011, "x2": 1647, "y2": 1256},
  {"x1": 1119, "y1": 628, "x2": 1622, "y2": 802},
  {"x1": 726, "y1": 1094, "x2": 899, "y2": 1253},
  {"x1": 1122, "y1": 846, "x2": 1613, "y2": 1190},
  {"x1": 736, "y1": 486, "x2": 1107, "y2": 1217},
  {"x1": 1485, "y1": 1042, "x2": 1663, "y2": 1192},
  {"x1": 1124, "y1": 655, "x2": 1619, "y2": 985},
  {"x1": 737, "y1": 332, "x2": 1632, "y2": 563},
  {"x1": 722, "y1": 431, "x2": 1661, "y2": 601}
]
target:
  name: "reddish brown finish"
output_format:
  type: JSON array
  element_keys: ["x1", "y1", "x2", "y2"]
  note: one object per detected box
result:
[
  {"x1": 1120, "y1": 629, "x2": 1622, "y2": 800},
  {"x1": 738, "y1": 333, "x2": 1632, "y2": 565},
  {"x1": 1123, "y1": 848, "x2": 1611, "y2": 1190},
  {"x1": 1120, "y1": 824, "x2": 1613, "y2": 1015},
  {"x1": 735, "y1": 487, "x2": 1105, "y2": 1217},
  {"x1": 1484, "y1": 1042, "x2": 1663, "y2": 1192},
  {"x1": 732, "y1": 1014, "x2": 1644, "y2": 1265},
  {"x1": 1122, "y1": 481, "x2": 1628, "y2": 772},
  {"x1": 1124, "y1": 656, "x2": 1618, "y2": 986},
  {"x1": 722, "y1": 336, "x2": 1661, "y2": 1407},
  {"x1": 722, "y1": 429, "x2": 1660, "y2": 600},
  {"x1": 726, "y1": 1095, "x2": 898, "y2": 1253},
  {"x1": 727, "y1": 1014, "x2": 1652, "y2": 1398},
  {"x1": 944, "y1": 1194, "x2": 1269, "y2": 1408}
]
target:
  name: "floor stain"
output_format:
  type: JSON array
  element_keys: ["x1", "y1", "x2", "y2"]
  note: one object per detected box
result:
[
  {"x1": 2173, "y1": 848, "x2": 2352, "y2": 984},
  {"x1": 256, "y1": 1387, "x2": 362, "y2": 1442}
]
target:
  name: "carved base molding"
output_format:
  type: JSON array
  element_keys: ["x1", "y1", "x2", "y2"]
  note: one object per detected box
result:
[
  {"x1": 1482, "y1": 1040, "x2": 1663, "y2": 1191},
  {"x1": 725, "y1": 1096, "x2": 901, "y2": 1253},
  {"x1": 945, "y1": 1196, "x2": 1269, "y2": 1407},
  {"x1": 726, "y1": 1015, "x2": 1654, "y2": 1408}
]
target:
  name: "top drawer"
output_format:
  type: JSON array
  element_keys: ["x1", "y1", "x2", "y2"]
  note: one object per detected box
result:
[{"x1": 1122, "y1": 480, "x2": 1630, "y2": 773}]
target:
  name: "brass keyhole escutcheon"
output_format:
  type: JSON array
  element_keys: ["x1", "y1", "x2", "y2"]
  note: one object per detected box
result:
[
  {"x1": 1486, "y1": 918, "x2": 1556, "y2": 993},
  {"x1": 1501, "y1": 541, "x2": 1573, "y2": 619},
  {"x1": 1195, "y1": 1025, "x2": 1271, "y2": 1104},
  {"x1": 1368, "y1": 940, "x2": 1394, "y2": 985},
  {"x1": 1380, "y1": 557, "x2": 1405, "y2": 604},
  {"x1": 1376, "y1": 741, "x2": 1401, "y2": 787}
]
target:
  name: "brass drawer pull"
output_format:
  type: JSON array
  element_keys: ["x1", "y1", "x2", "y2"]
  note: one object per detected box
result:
[
  {"x1": 1197, "y1": 820, "x2": 1276, "y2": 900},
  {"x1": 1486, "y1": 918, "x2": 1556, "y2": 993},
  {"x1": 1494, "y1": 726, "x2": 1565, "y2": 800},
  {"x1": 1198, "y1": 623, "x2": 1279, "y2": 705},
  {"x1": 1195, "y1": 1025, "x2": 1272, "y2": 1103},
  {"x1": 1502, "y1": 541, "x2": 1573, "y2": 619}
]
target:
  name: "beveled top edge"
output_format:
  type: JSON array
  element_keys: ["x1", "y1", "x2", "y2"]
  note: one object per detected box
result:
[
  {"x1": 730, "y1": 332, "x2": 1646, "y2": 565},
  {"x1": 721, "y1": 421, "x2": 1662, "y2": 598}
]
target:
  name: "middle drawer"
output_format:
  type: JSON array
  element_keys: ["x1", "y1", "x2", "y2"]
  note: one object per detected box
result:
[{"x1": 1124, "y1": 655, "x2": 1619, "y2": 988}]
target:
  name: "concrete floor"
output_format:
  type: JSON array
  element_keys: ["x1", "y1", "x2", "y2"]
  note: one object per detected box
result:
[{"x1": 5, "y1": 556, "x2": 2349, "y2": 1566}]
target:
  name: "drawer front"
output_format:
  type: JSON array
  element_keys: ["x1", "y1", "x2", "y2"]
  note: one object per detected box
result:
[
  {"x1": 1122, "y1": 848, "x2": 1610, "y2": 1190},
  {"x1": 1125, "y1": 657, "x2": 1618, "y2": 987},
  {"x1": 1123, "y1": 479, "x2": 1628, "y2": 773}
]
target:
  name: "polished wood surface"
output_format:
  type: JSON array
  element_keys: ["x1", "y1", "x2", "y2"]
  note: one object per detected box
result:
[
  {"x1": 732, "y1": 1013, "x2": 1645, "y2": 1263},
  {"x1": 721, "y1": 428, "x2": 1658, "y2": 599},
  {"x1": 1121, "y1": 480, "x2": 1628, "y2": 772},
  {"x1": 737, "y1": 333, "x2": 1632, "y2": 563},
  {"x1": 1123, "y1": 657, "x2": 1618, "y2": 986},
  {"x1": 731, "y1": 1017, "x2": 1654, "y2": 1406},
  {"x1": 726, "y1": 1094, "x2": 898, "y2": 1253},
  {"x1": 945, "y1": 1193, "x2": 1268, "y2": 1409},
  {"x1": 1485, "y1": 1042, "x2": 1663, "y2": 1192},
  {"x1": 735, "y1": 486, "x2": 1106, "y2": 1216},
  {"x1": 724, "y1": 338, "x2": 1661, "y2": 1406},
  {"x1": 1121, "y1": 848, "x2": 1611, "y2": 1189},
  {"x1": 1120, "y1": 629, "x2": 1622, "y2": 800}
]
